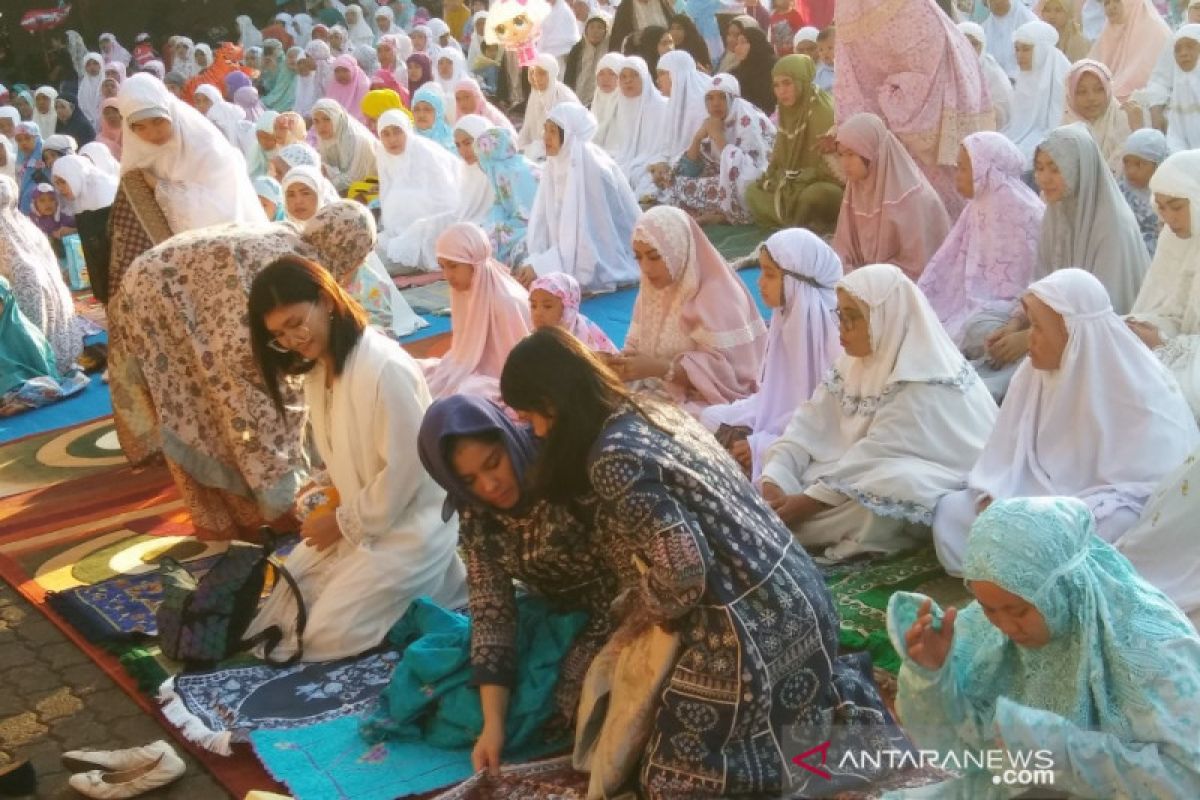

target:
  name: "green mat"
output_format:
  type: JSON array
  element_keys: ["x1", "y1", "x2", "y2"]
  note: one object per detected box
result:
[
  {"x1": 703, "y1": 223, "x2": 773, "y2": 262},
  {"x1": 823, "y1": 548, "x2": 972, "y2": 675}
]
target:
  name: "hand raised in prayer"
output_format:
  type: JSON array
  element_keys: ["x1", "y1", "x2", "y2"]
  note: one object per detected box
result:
[
  {"x1": 814, "y1": 132, "x2": 837, "y2": 155},
  {"x1": 904, "y1": 597, "x2": 957, "y2": 673},
  {"x1": 301, "y1": 510, "x2": 343, "y2": 552},
  {"x1": 730, "y1": 439, "x2": 753, "y2": 474},
  {"x1": 472, "y1": 723, "x2": 505, "y2": 777},
  {"x1": 986, "y1": 329, "x2": 1030, "y2": 368},
  {"x1": 1127, "y1": 320, "x2": 1163, "y2": 350},
  {"x1": 514, "y1": 265, "x2": 536, "y2": 288}
]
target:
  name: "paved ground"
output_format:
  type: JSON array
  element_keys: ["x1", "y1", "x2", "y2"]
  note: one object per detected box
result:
[{"x1": 0, "y1": 583, "x2": 230, "y2": 799}]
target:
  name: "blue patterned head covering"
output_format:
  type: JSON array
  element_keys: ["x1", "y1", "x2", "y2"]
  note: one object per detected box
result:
[
  {"x1": 418, "y1": 394, "x2": 536, "y2": 519},
  {"x1": 253, "y1": 175, "x2": 285, "y2": 220}
]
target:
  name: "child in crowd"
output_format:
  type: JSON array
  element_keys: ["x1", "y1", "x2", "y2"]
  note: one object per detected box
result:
[
  {"x1": 814, "y1": 26, "x2": 835, "y2": 93},
  {"x1": 29, "y1": 183, "x2": 75, "y2": 257},
  {"x1": 792, "y1": 27, "x2": 819, "y2": 59},
  {"x1": 528, "y1": 273, "x2": 618, "y2": 354},
  {"x1": 769, "y1": 0, "x2": 808, "y2": 57},
  {"x1": 1117, "y1": 128, "x2": 1170, "y2": 258}
]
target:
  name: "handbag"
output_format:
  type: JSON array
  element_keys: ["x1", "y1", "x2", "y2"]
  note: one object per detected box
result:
[{"x1": 156, "y1": 527, "x2": 307, "y2": 668}]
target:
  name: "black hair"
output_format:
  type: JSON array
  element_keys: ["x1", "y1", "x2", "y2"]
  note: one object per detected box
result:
[
  {"x1": 667, "y1": 14, "x2": 713, "y2": 72},
  {"x1": 248, "y1": 255, "x2": 368, "y2": 414},
  {"x1": 816, "y1": 25, "x2": 836, "y2": 42},
  {"x1": 499, "y1": 327, "x2": 636, "y2": 502}
]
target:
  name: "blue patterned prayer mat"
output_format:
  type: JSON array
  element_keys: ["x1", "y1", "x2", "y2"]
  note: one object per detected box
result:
[{"x1": 159, "y1": 649, "x2": 401, "y2": 753}]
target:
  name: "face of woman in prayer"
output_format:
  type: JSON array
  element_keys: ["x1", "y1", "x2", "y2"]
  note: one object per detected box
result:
[
  {"x1": 835, "y1": 288, "x2": 872, "y2": 357},
  {"x1": 15, "y1": 132, "x2": 36, "y2": 155},
  {"x1": 1033, "y1": 149, "x2": 1067, "y2": 203},
  {"x1": 131, "y1": 116, "x2": 173, "y2": 146},
  {"x1": 254, "y1": 130, "x2": 277, "y2": 152},
  {"x1": 970, "y1": 581, "x2": 1051, "y2": 648},
  {"x1": 1014, "y1": 42, "x2": 1034, "y2": 72},
  {"x1": 1103, "y1": 0, "x2": 1125, "y2": 23},
  {"x1": 725, "y1": 23, "x2": 742, "y2": 51},
  {"x1": 586, "y1": 19, "x2": 608, "y2": 46},
  {"x1": 955, "y1": 145, "x2": 975, "y2": 199},
  {"x1": 407, "y1": 61, "x2": 424, "y2": 83},
  {"x1": 102, "y1": 105, "x2": 122, "y2": 127},
  {"x1": 51, "y1": 177, "x2": 73, "y2": 199},
  {"x1": 772, "y1": 74, "x2": 798, "y2": 108},
  {"x1": 1039, "y1": 0, "x2": 1068, "y2": 29},
  {"x1": 411, "y1": 31, "x2": 428, "y2": 50},
  {"x1": 1072, "y1": 72, "x2": 1108, "y2": 121},
  {"x1": 14, "y1": 96, "x2": 31, "y2": 118},
  {"x1": 456, "y1": 90, "x2": 479, "y2": 118},
  {"x1": 196, "y1": 50, "x2": 210, "y2": 68},
  {"x1": 313, "y1": 111, "x2": 336, "y2": 140},
  {"x1": 543, "y1": 120, "x2": 564, "y2": 156},
  {"x1": 1121, "y1": 154, "x2": 1155, "y2": 189},
  {"x1": 451, "y1": 437, "x2": 521, "y2": 509},
  {"x1": 330, "y1": 30, "x2": 347, "y2": 50},
  {"x1": 413, "y1": 102, "x2": 436, "y2": 130},
  {"x1": 438, "y1": 57, "x2": 455, "y2": 80},
  {"x1": 381, "y1": 123, "x2": 408, "y2": 155},
  {"x1": 656, "y1": 69, "x2": 672, "y2": 96},
  {"x1": 530, "y1": 66, "x2": 552, "y2": 92},
  {"x1": 454, "y1": 130, "x2": 478, "y2": 164},
  {"x1": 757, "y1": 249, "x2": 786, "y2": 309},
  {"x1": 43, "y1": 150, "x2": 63, "y2": 168},
  {"x1": 439, "y1": 257, "x2": 476, "y2": 291},
  {"x1": 286, "y1": 182, "x2": 321, "y2": 221},
  {"x1": 835, "y1": 142, "x2": 870, "y2": 183},
  {"x1": 259, "y1": 196, "x2": 278, "y2": 219},
  {"x1": 86, "y1": 60, "x2": 102, "y2": 77},
  {"x1": 195, "y1": 93, "x2": 215, "y2": 115},
  {"x1": 334, "y1": 66, "x2": 353, "y2": 86},
  {"x1": 1023, "y1": 294, "x2": 1069, "y2": 370},
  {"x1": 1177, "y1": 37, "x2": 1200, "y2": 72},
  {"x1": 733, "y1": 32, "x2": 751, "y2": 60},
  {"x1": 596, "y1": 68, "x2": 619, "y2": 93},
  {"x1": 632, "y1": 239, "x2": 673, "y2": 289},
  {"x1": 175, "y1": 42, "x2": 190, "y2": 59},
  {"x1": 989, "y1": 0, "x2": 1012, "y2": 14},
  {"x1": 1155, "y1": 194, "x2": 1192, "y2": 239},
  {"x1": 103, "y1": 79, "x2": 121, "y2": 98},
  {"x1": 264, "y1": 299, "x2": 332, "y2": 363},
  {"x1": 658, "y1": 31, "x2": 675, "y2": 55},
  {"x1": 794, "y1": 40, "x2": 817, "y2": 58},
  {"x1": 618, "y1": 67, "x2": 644, "y2": 99},
  {"x1": 35, "y1": 94, "x2": 52, "y2": 114},
  {"x1": 529, "y1": 288, "x2": 566, "y2": 329},
  {"x1": 54, "y1": 100, "x2": 72, "y2": 122},
  {"x1": 378, "y1": 44, "x2": 395, "y2": 69},
  {"x1": 704, "y1": 90, "x2": 729, "y2": 119}
]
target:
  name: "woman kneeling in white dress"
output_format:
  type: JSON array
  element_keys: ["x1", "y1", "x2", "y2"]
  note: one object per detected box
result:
[{"x1": 243, "y1": 255, "x2": 467, "y2": 662}]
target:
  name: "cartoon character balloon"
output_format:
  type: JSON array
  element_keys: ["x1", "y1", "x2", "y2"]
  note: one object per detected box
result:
[{"x1": 483, "y1": 0, "x2": 551, "y2": 67}]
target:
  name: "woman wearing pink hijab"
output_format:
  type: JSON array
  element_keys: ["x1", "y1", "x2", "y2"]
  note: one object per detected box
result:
[
  {"x1": 610, "y1": 205, "x2": 767, "y2": 413},
  {"x1": 832, "y1": 112, "x2": 951, "y2": 282},
  {"x1": 833, "y1": 0, "x2": 994, "y2": 218},
  {"x1": 528, "y1": 272, "x2": 617, "y2": 354},
  {"x1": 94, "y1": 97, "x2": 122, "y2": 159},
  {"x1": 325, "y1": 54, "x2": 372, "y2": 122},
  {"x1": 453, "y1": 78, "x2": 516, "y2": 136},
  {"x1": 421, "y1": 221, "x2": 533, "y2": 400},
  {"x1": 1086, "y1": 0, "x2": 1171, "y2": 104}
]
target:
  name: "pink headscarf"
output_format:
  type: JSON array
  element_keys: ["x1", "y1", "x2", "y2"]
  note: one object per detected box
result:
[
  {"x1": 1086, "y1": 0, "x2": 1171, "y2": 103},
  {"x1": 700, "y1": 229, "x2": 843, "y2": 480},
  {"x1": 626, "y1": 206, "x2": 767, "y2": 408},
  {"x1": 918, "y1": 131, "x2": 1045, "y2": 346},
  {"x1": 453, "y1": 78, "x2": 517, "y2": 135},
  {"x1": 324, "y1": 54, "x2": 371, "y2": 122},
  {"x1": 833, "y1": 0, "x2": 994, "y2": 217},
  {"x1": 832, "y1": 113, "x2": 951, "y2": 281},
  {"x1": 370, "y1": 69, "x2": 410, "y2": 106},
  {"x1": 95, "y1": 97, "x2": 123, "y2": 159},
  {"x1": 529, "y1": 273, "x2": 618, "y2": 354},
  {"x1": 423, "y1": 222, "x2": 533, "y2": 399}
]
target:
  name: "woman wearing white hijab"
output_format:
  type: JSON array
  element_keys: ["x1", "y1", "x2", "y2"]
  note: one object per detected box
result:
[
  {"x1": 700, "y1": 229, "x2": 842, "y2": 481},
  {"x1": 374, "y1": 109, "x2": 467, "y2": 271},
  {"x1": 517, "y1": 53, "x2": 579, "y2": 158},
  {"x1": 77, "y1": 53, "x2": 106, "y2": 129},
  {"x1": 237, "y1": 15, "x2": 264, "y2": 50},
  {"x1": 193, "y1": 84, "x2": 254, "y2": 153},
  {"x1": 1127, "y1": 150, "x2": 1200, "y2": 417},
  {"x1": 295, "y1": 41, "x2": 333, "y2": 118},
  {"x1": 374, "y1": 6, "x2": 397, "y2": 39},
  {"x1": 51, "y1": 153, "x2": 117, "y2": 216},
  {"x1": 933, "y1": 269, "x2": 1199, "y2": 575},
  {"x1": 657, "y1": 50, "x2": 712, "y2": 161},
  {"x1": 282, "y1": 165, "x2": 424, "y2": 338},
  {"x1": 345, "y1": 4, "x2": 377, "y2": 47},
  {"x1": 591, "y1": 52, "x2": 625, "y2": 152},
  {"x1": 1134, "y1": 25, "x2": 1200, "y2": 152},
  {"x1": 173, "y1": 38, "x2": 199, "y2": 79},
  {"x1": 32, "y1": 87, "x2": 59, "y2": 139},
  {"x1": 1001, "y1": 21, "x2": 1071, "y2": 166},
  {"x1": 310, "y1": 98, "x2": 377, "y2": 193},
  {"x1": 246, "y1": 111, "x2": 281, "y2": 178},
  {"x1": 760, "y1": 263, "x2": 998, "y2": 563},
  {"x1": 79, "y1": 141, "x2": 120, "y2": 178},
  {"x1": 98, "y1": 33, "x2": 132, "y2": 67},
  {"x1": 540, "y1": 0, "x2": 583, "y2": 62},
  {"x1": 958, "y1": 22, "x2": 1014, "y2": 130},
  {"x1": 293, "y1": 13, "x2": 315, "y2": 47},
  {"x1": 610, "y1": 55, "x2": 669, "y2": 198},
  {"x1": 435, "y1": 49, "x2": 469, "y2": 119},
  {"x1": 522, "y1": 102, "x2": 640, "y2": 292},
  {"x1": 116, "y1": 73, "x2": 265, "y2": 231},
  {"x1": 982, "y1": 0, "x2": 1038, "y2": 79}
]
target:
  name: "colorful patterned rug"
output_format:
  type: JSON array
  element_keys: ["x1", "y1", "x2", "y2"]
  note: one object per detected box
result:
[
  {"x1": 0, "y1": 418, "x2": 127, "y2": 498},
  {"x1": 822, "y1": 548, "x2": 972, "y2": 675}
]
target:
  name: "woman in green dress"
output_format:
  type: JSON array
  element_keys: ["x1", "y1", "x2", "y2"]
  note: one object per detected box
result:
[
  {"x1": 0, "y1": 276, "x2": 88, "y2": 416},
  {"x1": 745, "y1": 55, "x2": 843, "y2": 233}
]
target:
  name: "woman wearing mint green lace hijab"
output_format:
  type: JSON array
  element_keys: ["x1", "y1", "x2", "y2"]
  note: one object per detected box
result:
[{"x1": 887, "y1": 496, "x2": 1200, "y2": 799}]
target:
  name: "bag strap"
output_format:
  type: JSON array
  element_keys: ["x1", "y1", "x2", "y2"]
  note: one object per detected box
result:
[{"x1": 240, "y1": 526, "x2": 309, "y2": 666}]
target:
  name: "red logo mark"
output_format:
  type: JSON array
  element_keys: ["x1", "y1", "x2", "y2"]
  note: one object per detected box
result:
[{"x1": 792, "y1": 741, "x2": 832, "y2": 780}]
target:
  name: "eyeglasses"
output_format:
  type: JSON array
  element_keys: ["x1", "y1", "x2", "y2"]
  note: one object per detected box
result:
[{"x1": 267, "y1": 304, "x2": 317, "y2": 354}]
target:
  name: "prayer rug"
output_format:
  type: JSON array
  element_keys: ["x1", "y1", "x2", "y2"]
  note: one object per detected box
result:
[
  {"x1": 703, "y1": 223, "x2": 773, "y2": 262},
  {"x1": 251, "y1": 715, "x2": 566, "y2": 800},
  {"x1": 822, "y1": 548, "x2": 973, "y2": 675},
  {"x1": 0, "y1": 418, "x2": 125, "y2": 498}
]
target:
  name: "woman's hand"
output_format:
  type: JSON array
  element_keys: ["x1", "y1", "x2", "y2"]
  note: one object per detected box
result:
[
  {"x1": 986, "y1": 329, "x2": 1030, "y2": 368},
  {"x1": 300, "y1": 511, "x2": 343, "y2": 552},
  {"x1": 904, "y1": 597, "x2": 957, "y2": 672},
  {"x1": 609, "y1": 353, "x2": 670, "y2": 382},
  {"x1": 472, "y1": 723, "x2": 505, "y2": 776},
  {"x1": 514, "y1": 265, "x2": 536, "y2": 287},
  {"x1": 730, "y1": 439, "x2": 753, "y2": 474},
  {"x1": 1127, "y1": 320, "x2": 1164, "y2": 350},
  {"x1": 815, "y1": 132, "x2": 837, "y2": 154}
]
